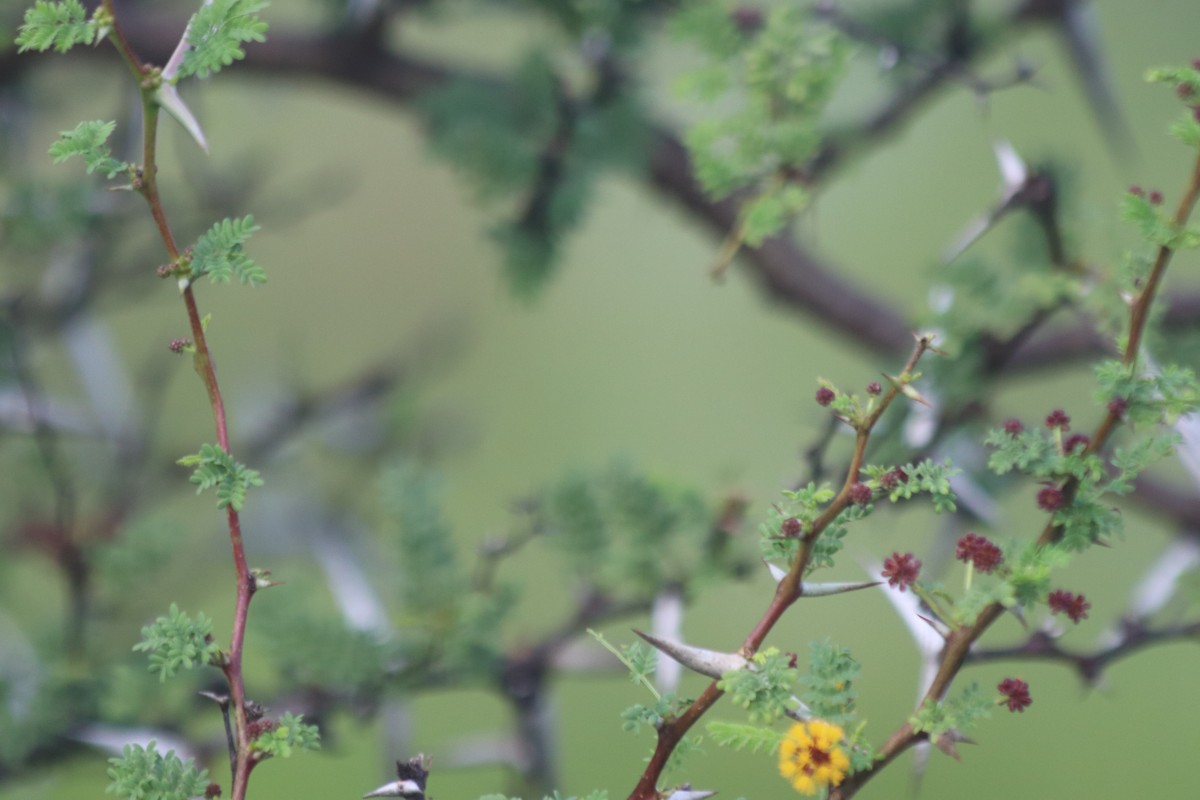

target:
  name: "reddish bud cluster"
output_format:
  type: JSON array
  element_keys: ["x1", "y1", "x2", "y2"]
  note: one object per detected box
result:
[
  {"x1": 1047, "y1": 589, "x2": 1091, "y2": 623},
  {"x1": 205, "y1": 783, "x2": 223, "y2": 799},
  {"x1": 1003, "y1": 418, "x2": 1024, "y2": 435},
  {"x1": 848, "y1": 482, "x2": 872, "y2": 506},
  {"x1": 879, "y1": 467, "x2": 908, "y2": 491},
  {"x1": 1063, "y1": 433, "x2": 1091, "y2": 453},
  {"x1": 730, "y1": 7, "x2": 764, "y2": 33},
  {"x1": 246, "y1": 718, "x2": 276, "y2": 740},
  {"x1": 1037, "y1": 485, "x2": 1065, "y2": 512},
  {"x1": 781, "y1": 516, "x2": 802, "y2": 538},
  {"x1": 168, "y1": 338, "x2": 190, "y2": 354},
  {"x1": 1149, "y1": 190, "x2": 1164, "y2": 205},
  {"x1": 1106, "y1": 396, "x2": 1129, "y2": 418},
  {"x1": 816, "y1": 386, "x2": 836, "y2": 406},
  {"x1": 866, "y1": 381, "x2": 882, "y2": 396},
  {"x1": 1129, "y1": 185, "x2": 1144, "y2": 197},
  {"x1": 955, "y1": 532, "x2": 1003, "y2": 573},
  {"x1": 881, "y1": 552, "x2": 921, "y2": 592},
  {"x1": 998, "y1": 677, "x2": 1032, "y2": 712},
  {"x1": 1044, "y1": 409, "x2": 1070, "y2": 430}
]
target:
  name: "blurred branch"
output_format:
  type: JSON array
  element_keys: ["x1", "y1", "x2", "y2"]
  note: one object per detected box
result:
[{"x1": 967, "y1": 618, "x2": 1200, "y2": 684}]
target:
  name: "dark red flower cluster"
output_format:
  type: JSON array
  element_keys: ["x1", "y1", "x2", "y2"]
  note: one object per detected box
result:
[
  {"x1": 1107, "y1": 397, "x2": 1129, "y2": 418},
  {"x1": 1003, "y1": 418, "x2": 1024, "y2": 435},
  {"x1": 1149, "y1": 190, "x2": 1164, "y2": 205},
  {"x1": 866, "y1": 382, "x2": 882, "y2": 396},
  {"x1": 848, "y1": 482, "x2": 872, "y2": 506},
  {"x1": 1047, "y1": 589, "x2": 1091, "y2": 623},
  {"x1": 1037, "y1": 485, "x2": 1065, "y2": 512},
  {"x1": 246, "y1": 718, "x2": 276, "y2": 740},
  {"x1": 955, "y1": 532, "x2": 1003, "y2": 573},
  {"x1": 1063, "y1": 433, "x2": 1091, "y2": 453},
  {"x1": 816, "y1": 386, "x2": 836, "y2": 406},
  {"x1": 882, "y1": 552, "x2": 921, "y2": 592},
  {"x1": 879, "y1": 467, "x2": 908, "y2": 492},
  {"x1": 205, "y1": 783, "x2": 223, "y2": 799},
  {"x1": 1044, "y1": 409, "x2": 1070, "y2": 430},
  {"x1": 781, "y1": 516, "x2": 802, "y2": 538},
  {"x1": 998, "y1": 677, "x2": 1032, "y2": 712}
]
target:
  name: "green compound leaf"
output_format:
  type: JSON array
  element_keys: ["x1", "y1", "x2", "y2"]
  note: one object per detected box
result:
[
  {"x1": 48, "y1": 120, "x2": 128, "y2": 179},
  {"x1": 189, "y1": 215, "x2": 265, "y2": 286},
  {"x1": 249, "y1": 712, "x2": 321, "y2": 759},
  {"x1": 909, "y1": 682, "x2": 992, "y2": 742},
  {"x1": 717, "y1": 648, "x2": 798, "y2": 724},
  {"x1": 16, "y1": 0, "x2": 96, "y2": 53},
  {"x1": 178, "y1": 0, "x2": 269, "y2": 80},
  {"x1": 706, "y1": 720, "x2": 783, "y2": 753},
  {"x1": 105, "y1": 740, "x2": 210, "y2": 800},
  {"x1": 177, "y1": 443, "x2": 264, "y2": 510},
  {"x1": 132, "y1": 603, "x2": 222, "y2": 682},
  {"x1": 801, "y1": 640, "x2": 859, "y2": 725}
]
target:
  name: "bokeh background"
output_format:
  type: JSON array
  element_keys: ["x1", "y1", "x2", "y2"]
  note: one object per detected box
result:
[{"x1": 2, "y1": 1, "x2": 1199, "y2": 799}]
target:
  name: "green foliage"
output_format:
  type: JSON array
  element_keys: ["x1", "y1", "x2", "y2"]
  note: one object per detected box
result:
[
  {"x1": 674, "y1": 2, "x2": 848, "y2": 240},
  {"x1": 105, "y1": 740, "x2": 210, "y2": 800},
  {"x1": 188, "y1": 215, "x2": 266, "y2": 286},
  {"x1": 758, "y1": 481, "x2": 835, "y2": 565},
  {"x1": 178, "y1": 0, "x2": 269, "y2": 80},
  {"x1": 254, "y1": 601, "x2": 391, "y2": 696},
  {"x1": 1006, "y1": 542, "x2": 1071, "y2": 605},
  {"x1": 132, "y1": 604, "x2": 222, "y2": 682},
  {"x1": 440, "y1": 583, "x2": 517, "y2": 678},
  {"x1": 249, "y1": 711, "x2": 321, "y2": 758},
  {"x1": 800, "y1": 640, "x2": 859, "y2": 726},
  {"x1": 541, "y1": 463, "x2": 712, "y2": 597},
  {"x1": 1119, "y1": 192, "x2": 1199, "y2": 249},
  {"x1": 380, "y1": 458, "x2": 464, "y2": 615},
  {"x1": 872, "y1": 459, "x2": 959, "y2": 512},
  {"x1": 620, "y1": 696, "x2": 675, "y2": 733},
  {"x1": 422, "y1": 52, "x2": 647, "y2": 295},
  {"x1": 706, "y1": 720, "x2": 783, "y2": 753},
  {"x1": 718, "y1": 648, "x2": 797, "y2": 724},
  {"x1": 177, "y1": 443, "x2": 264, "y2": 511},
  {"x1": 1146, "y1": 64, "x2": 1200, "y2": 148},
  {"x1": 909, "y1": 682, "x2": 992, "y2": 744},
  {"x1": 15, "y1": 0, "x2": 96, "y2": 53},
  {"x1": 48, "y1": 120, "x2": 128, "y2": 179},
  {"x1": 590, "y1": 630, "x2": 660, "y2": 698},
  {"x1": 984, "y1": 425, "x2": 1103, "y2": 483},
  {"x1": 1094, "y1": 359, "x2": 1200, "y2": 425},
  {"x1": 94, "y1": 514, "x2": 181, "y2": 590}
]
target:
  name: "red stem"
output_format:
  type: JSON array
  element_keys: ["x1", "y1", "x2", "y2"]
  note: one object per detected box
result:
[{"x1": 102, "y1": 3, "x2": 255, "y2": 797}]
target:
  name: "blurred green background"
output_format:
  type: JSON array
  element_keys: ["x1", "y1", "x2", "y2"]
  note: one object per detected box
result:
[{"x1": 2, "y1": 1, "x2": 1200, "y2": 799}]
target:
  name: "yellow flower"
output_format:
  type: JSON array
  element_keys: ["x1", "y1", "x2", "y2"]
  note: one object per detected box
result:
[{"x1": 778, "y1": 720, "x2": 850, "y2": 796}]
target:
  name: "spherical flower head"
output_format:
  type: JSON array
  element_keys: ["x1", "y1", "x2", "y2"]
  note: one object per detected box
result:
[
  {"x1": 1128, "y1": 185, "x2": 1145, "y2": 198},
  {"x1": 998, "y1": 678, "x2": 1032, "y2": 712},
  {"x1": 781, "y1": 516, "x2": 803, "y2": 538},
  {"x1": 879, "y1": 467, "x2": 907, "y2": 492},
  {"x1": 1063, "y1": 433, "x2": 1090, "y2": 453},
  {"x1": 848, "y1": 482, "x2": 872, "y2": 506},
  {"x1": 1003, "y1": 418, "x2": 1024, "y2": 435},
  {"x1": 866, "y1": 381, "x2": 882, "y2": 396},
  {"x1": 1107, "y1": 397, "x2": 1129, "y2": 418},
  {"x1": 882, "y1": 552, "x2": 921, "y2": 591},
  {"x1": 1037, "y1": 485, "x2": 1065, "y2": 512},
  {"x1": 1044, "y1": 409, "x2": 1070, "y2": 431},
  {"x1": 778, "y1": 720, "x2": 850, "y2": 795},
  {"x1": 1048, "y1": 589, "x2": 1091, "y2": 623},
  {"x1": 205, "y1": 783, "x2": 223, "y2": 799},
  {"x1": 1149, "y1": 190, "x2": 1164, "y2": 205},
  {"x1": 955, "y1": 533, "x2": 1003, "y2": 573},
  {"x1": 168, "y1": 338, "x2": 190, "y2": 354},
  {"x1": 815, "y1": 386, "x2": 836, "y2": 407}
]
